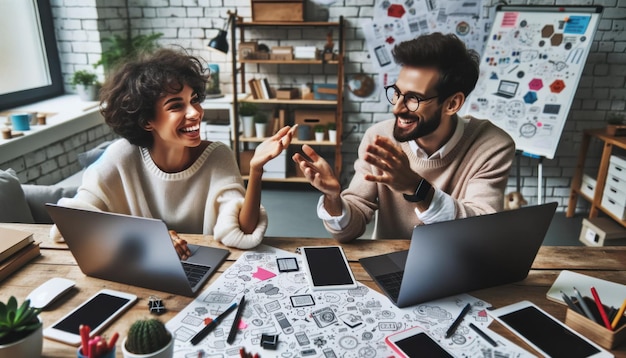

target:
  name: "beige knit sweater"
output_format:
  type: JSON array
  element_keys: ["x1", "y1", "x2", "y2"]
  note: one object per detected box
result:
[{"x1": 329, "y1": 116, "x2": 515, "y2": 242}]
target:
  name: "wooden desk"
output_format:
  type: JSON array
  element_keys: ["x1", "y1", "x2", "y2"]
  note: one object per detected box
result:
[{"x1": 1, "y1": 223, "x2": 626, "y2": 357}]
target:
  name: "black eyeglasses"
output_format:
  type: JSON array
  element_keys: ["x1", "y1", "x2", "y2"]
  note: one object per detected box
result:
[{"x1": 384, "y1": 85, "x2": 438, "y2": 112}]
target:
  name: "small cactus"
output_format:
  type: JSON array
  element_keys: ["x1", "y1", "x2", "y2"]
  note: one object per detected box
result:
[{"x1": 124, "y1": 318, "x2": 170, "y2": 354}]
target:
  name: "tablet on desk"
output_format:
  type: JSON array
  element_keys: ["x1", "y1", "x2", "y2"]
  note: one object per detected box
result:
[
  {"x1": 489, "y1": 300, "x2": 613, "y2": 358},
  {"x1": 300, "y1": 246, "x2": 357, "y2": 291}
]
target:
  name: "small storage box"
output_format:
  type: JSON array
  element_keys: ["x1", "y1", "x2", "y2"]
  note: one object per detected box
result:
[
  {"x1": 294, "y1": 110, "x2": 336, "y2": 128},
  {"x1": 565, "y1": 307, "x2": 626, "y2": 349},
  {"x1": 579, "y1": 217, "x2": 626, "y2": 246},
  {"x1": 202, "y1": 123, "x2": 231, "y2": 145},
  {"x1": 601, "y1": 192, "x2": 626, "y2": 220},
  {"x1": 580, "y1": 173, "x2": 597, "y2": 199},
  {"x1": 252, "y1": 0, "x2": 304, "y2": 22},
  {"x1": 313, "y1": 84, "x2": 338, "y2": 100},
  {"x1": 264, "y1": 152, "x2": 287, "y2": 179},
  {"x1": 609, "y1": 155, "x2": 626, "y2": 183},
  {"x1": 276, "y1": 88, "x2": 299, "y2": 100}
]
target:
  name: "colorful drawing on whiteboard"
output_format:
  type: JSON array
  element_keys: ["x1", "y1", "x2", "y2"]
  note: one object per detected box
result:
[{"x1": 463, "y1": 6, "x2": 602, "y2": 159}]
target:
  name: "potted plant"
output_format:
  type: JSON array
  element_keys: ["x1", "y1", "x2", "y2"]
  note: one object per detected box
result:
[
  {"x1": 254, "y1": 112, "x2": 268, "y2": 138},
  {"x1": 122, "y1": 318, "x2": 173, "y2": 358},
  {"x1": 239, "y1": 102, "x2": 258, "y2": 138},
  {"x1": 0, "y1": 297, "x2": 43, "y2": 357},
  {"x1": 71, "y1": 70, "x2": 99, "y2": 101},
  {"x1": 327, "y1": 122, "x2": 337, "y2": 143},
  {"x1": 314, "y1": 124, "x2": 326, "y2": 142},
  {"x1": 94, "y1": 33, "x2": 163, "y2": 75}
]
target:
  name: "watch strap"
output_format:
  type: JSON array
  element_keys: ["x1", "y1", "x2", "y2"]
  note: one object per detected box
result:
[{"x1": 403, "y1": 178, "x2": 432, "y2": 203}]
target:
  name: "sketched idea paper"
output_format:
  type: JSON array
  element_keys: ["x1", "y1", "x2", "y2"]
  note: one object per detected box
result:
[{"x1": 166, "y1": 245, "x2": 531, "y2": 357}]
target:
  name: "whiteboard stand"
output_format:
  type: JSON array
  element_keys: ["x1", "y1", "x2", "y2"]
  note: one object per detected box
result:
[{"x1": 521, "y1": 151, "x2": 544, "y2": 205}]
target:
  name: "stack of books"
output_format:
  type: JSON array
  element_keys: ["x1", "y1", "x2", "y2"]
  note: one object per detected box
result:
[
  {"x1": 0, "y1": 227, "x2": 41, "y2": 282},
  {"x1": 248, "y1": 78, "x2": 273, "y2": 100}
]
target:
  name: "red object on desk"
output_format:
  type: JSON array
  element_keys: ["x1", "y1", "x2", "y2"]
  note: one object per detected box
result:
[{"x1": 591, "y1": 286, "x2": 613, "y2": 331}]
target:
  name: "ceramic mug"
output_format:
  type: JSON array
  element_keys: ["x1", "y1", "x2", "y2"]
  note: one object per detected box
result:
[{"x1": 10, "y1": 113, "x2": 30, "y2": 131}]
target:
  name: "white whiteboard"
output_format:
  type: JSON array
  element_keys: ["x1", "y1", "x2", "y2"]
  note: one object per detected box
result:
[{"x1": 463, "y1": 5, "x2": 602, "y2": 159}]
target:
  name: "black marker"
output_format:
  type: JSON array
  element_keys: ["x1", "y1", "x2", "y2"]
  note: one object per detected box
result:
[
  {"x1": 226, "y1": 295, "x2": 246, "y2": 344},
  {"x1": 191, "y1": 302, "x2": 237, "y2": 345},
  {"x1": 446, "y1": 303, "x2": 471, "y2": 338},
  {"x1": 469, "y1": 323, "x2": 498, "y2": 347}
]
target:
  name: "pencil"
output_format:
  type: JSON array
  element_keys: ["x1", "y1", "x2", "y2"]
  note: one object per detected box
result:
[
  {"x1": 446, "y1": 303, "x2": 471, "y2": 338},
  {"x1": 590, "y1": 286, "x2": 612, "y2": 330},
  {"x1": 611, "y1": 298, "x2": 626, "y2": 329},
  {"x1": 573, "y1": 287, "x2": 596, "y2": 322}
]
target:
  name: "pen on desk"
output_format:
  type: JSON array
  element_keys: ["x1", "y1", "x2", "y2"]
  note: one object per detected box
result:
[
  {"x1": 611, "y1": 298, "x2": 626, "y2": 329},
  {"x1": 446, "y1": 303, "x2": 471, "y2": 338},
  {"x1": 469, "y1": 323, "x2": 498, "y2": 347},
  {"x1": 226, "y1": 295, "x2": 246, "y2": 344},
  {"x1": 190, "y1": 302, "x2": 238, "y2": 345},
  {"x1": 573, "y1": 287, "x2": 596, "y2": 322},
  {"x1": 561, "y1": 290, "x2": 584, "y2": 315},
  {"x1": 590, "y1": 286, "x2": 613, "y2": 330}
]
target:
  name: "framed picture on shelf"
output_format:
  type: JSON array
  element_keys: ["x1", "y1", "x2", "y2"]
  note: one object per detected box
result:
[{"x1": 238, "y1": 42, "x2": 258, "y2": 60}]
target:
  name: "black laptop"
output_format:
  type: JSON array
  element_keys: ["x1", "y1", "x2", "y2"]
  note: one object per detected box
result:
[{"x1": 359, "y1": 202, "x2": 557, "y2": 307}]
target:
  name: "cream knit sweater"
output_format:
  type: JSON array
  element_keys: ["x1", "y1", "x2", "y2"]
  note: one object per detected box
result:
[
  {"x1": 329, "y1": 116, "x2": 515, "y2": 242},
  {"x1": 53, "y1": 139, "x2": 267, "y2": 249}
]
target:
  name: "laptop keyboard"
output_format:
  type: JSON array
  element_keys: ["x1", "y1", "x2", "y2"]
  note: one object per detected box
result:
[
  {"x1": 182, "y1": 262, "x2": 211, "y2": 287},
  {"x1": 376, "y1": 271, "x2": 404, "y2": 300}
]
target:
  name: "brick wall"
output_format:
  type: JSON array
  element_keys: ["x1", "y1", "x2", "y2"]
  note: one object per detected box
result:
[
  {"x1": 0, "y1": 124, "x2": 115, "y2": 185},
  {"x1": 48, "y1": 0, "x2": 626, "y2": 213}
]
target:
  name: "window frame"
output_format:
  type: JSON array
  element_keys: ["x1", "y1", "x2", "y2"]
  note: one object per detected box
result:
[{"x1": 0, "y1": 0, "x2": 64, "y2": 111}]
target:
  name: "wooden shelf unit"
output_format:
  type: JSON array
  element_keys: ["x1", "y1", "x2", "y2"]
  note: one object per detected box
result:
[
  {"x1": 567, "y1": 128, "x2": 626, "y2": 227},
  {"x1": 229, "y1": 16, "x2": 345, "y2": 182}
]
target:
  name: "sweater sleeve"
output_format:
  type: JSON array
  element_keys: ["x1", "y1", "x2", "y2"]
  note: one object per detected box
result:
[
  {"x1": 212, "y1": 197, "x2": 268, "y2": 249},
  {"x1": 451, "y1": 123, "x2": 516, "y2": 218},
  {"x1": 324, "y1": 127, "x2": 381, "y2": 243}
]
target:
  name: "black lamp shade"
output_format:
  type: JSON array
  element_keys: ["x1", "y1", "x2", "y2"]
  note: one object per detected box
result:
[{"x1": 208, "y1": 30, "x2": 229, "y2": 54}]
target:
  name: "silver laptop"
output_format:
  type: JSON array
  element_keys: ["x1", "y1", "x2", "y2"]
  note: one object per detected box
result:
[
  {"x1": 45, "y1": 204, "x2": 229, "y2": 297},
  {"x1": 360, "y1": 202, "x2": 557, "y2": 308}
]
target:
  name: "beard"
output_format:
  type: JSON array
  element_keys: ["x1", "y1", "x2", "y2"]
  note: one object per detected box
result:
[{"x1": 393, "y1": 106, "x2": 443, "y2": 142}]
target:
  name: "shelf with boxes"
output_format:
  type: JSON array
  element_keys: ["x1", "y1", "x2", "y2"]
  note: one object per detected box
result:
[
  {"x1": 230, "y1": 15, "x2": 344, "y2": 183},
  {"x1": 567, "y1": 128, "x2": 626, "y2": 242}
]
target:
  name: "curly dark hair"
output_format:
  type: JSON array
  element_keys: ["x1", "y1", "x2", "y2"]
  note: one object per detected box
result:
[
  {"x1": 391, "y1": 32, "x2": 479, "y2": 103},
  {"x1": 99, "y1": 48, "x2": 208, "y2": 148}
]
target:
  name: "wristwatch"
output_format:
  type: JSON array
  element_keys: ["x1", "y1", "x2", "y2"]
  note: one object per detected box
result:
[{"x1": 403, "y1": 178, "x2": 432, "y2": 203}]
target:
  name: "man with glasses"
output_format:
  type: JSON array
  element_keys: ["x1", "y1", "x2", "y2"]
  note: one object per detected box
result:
[{"x1": 293, "y1": 32, "x2": 515, "y2": 242}]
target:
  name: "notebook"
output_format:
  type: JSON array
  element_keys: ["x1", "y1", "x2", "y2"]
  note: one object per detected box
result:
[
  {"x1": 45, "y1": 204, "x2": 229, "y2": 297},
  {"x1": 0, "y1": 227, "x2": 34, "y2": 262},
  {"x1": 360, "y1": 202, "x2": 558, "y2": 308}
]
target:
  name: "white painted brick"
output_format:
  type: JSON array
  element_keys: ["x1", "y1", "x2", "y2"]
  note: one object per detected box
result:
[
  {"x1": 157, "y1": 7, "x2": 187, "y2": 17},
  {"x1": 66, "y1": 7, "x2": 99, "y2": 19}
]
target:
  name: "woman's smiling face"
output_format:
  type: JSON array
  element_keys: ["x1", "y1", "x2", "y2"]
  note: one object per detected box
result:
[{"x1": 149, "y1": 84, "x2": 204, "y2": 149}]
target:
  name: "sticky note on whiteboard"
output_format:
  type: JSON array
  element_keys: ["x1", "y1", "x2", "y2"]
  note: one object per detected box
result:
[{"x1": 564, "y1": 15, "x2": 591, "y2": 34}]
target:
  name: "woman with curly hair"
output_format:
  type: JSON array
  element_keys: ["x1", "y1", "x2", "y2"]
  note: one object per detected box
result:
[{"x1": 53, "y1": 48, "x2": 295, "y2": 255}]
